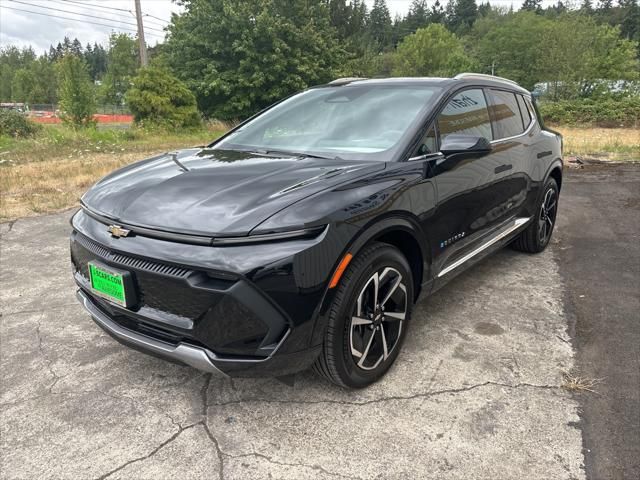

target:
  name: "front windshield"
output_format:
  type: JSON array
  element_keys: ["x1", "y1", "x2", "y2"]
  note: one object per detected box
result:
[{"x1": 213, "y1": 84, "x2": 442, "y2": 161}]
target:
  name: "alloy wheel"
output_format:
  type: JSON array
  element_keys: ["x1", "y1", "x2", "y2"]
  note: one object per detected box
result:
[
  {"x1": 349, "y1": 267, "x2": 407, "y2": 371},
  {"x1": 538, "y1": 188, "x2": 557, "y2": 245}
]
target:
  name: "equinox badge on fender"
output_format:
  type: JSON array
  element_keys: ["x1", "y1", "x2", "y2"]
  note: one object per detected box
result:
[{"x1": 108, "y1": 225, "x2": 130, "y2": 238}]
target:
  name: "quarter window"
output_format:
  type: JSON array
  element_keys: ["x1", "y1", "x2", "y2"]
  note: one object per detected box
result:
[
  {"x1": 437, "y1": 89, "x2": 493, "y2": 142},
  {"x1": 488, "y1": 90, "x2": 525, "y2": 139},
  {"x1": 412, "y1": 125, "x2": 437, "y2": 158},
  {"x1": 516, "y1": 94, "x2": 531, "y2": 129}
]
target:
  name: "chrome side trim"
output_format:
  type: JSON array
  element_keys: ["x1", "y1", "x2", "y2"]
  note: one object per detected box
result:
[
  {"x1": 76, "y1": 289, "x2": 228, "y2": 376},
  {"x1": 438, "y1": 217, "x2": 531, "y2": 278}
]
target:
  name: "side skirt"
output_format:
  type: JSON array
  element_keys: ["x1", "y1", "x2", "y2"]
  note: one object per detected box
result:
[{"x1": 437, "y1": 216, "x2": 532, "y2": 278}]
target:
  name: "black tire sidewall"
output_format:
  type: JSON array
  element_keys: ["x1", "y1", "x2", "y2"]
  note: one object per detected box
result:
[{"x1": 330, "y1": 244, "x2": 414, "y2": 388}]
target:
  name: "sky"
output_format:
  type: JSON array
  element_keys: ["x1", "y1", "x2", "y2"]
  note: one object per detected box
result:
[{"x1": 0, "y1": 0, "x2": 560, "y2": 55}]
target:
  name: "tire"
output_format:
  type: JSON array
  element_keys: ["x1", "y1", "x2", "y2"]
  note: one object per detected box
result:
[
  {"x1": 313, "y1": 242, "x2": 414, "y2": 388},
  {"x1": 512, "y1": 177, "x2": 559, "y2": 253}
]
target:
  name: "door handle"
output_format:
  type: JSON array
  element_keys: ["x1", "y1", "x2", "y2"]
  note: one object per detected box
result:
[{"x1": 494, "y1": 164, "x2": 512, "y2": 174}]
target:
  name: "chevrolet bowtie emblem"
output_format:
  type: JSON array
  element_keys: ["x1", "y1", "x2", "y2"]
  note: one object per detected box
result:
[{"x1": 108, "y1": 225, "x2": 130, "y2": 238}]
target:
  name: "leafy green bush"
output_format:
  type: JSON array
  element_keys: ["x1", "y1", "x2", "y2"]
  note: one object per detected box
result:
[
  {"x1": 0, "y1": 109, "x2": 39, "y2": 137},
  {"x1": 125, "y1": 66, "x2": 201, "y2": 129},
  {"x1": 539, "y1": 96, "x2": 640, "y2": 127},
  {"x1": 392, "y1": 24, "x2": 475, "y2": 77}
]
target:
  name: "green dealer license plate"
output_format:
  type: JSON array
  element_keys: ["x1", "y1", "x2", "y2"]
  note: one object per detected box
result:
[{"x1": 88, "y1": 262, "x2": 128, "y2": 306}]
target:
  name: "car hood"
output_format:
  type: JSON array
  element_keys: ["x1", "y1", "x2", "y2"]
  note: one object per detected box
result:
[{"x1": 82, "y1": 148, "x2": 385, "y2": 236}]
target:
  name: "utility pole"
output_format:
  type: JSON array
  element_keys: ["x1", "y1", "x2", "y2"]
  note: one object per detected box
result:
[{"x1": 134, "y1": 0, "x2": 148, "y2": 67}]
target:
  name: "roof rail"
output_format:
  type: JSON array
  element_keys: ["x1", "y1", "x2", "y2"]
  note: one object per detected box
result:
[
  {"x1": 454, "y1": 73, "x2": 519, "y2": 87},
  {"x1": 328, "y1": 77, "x2": 368, "y2": 86}
]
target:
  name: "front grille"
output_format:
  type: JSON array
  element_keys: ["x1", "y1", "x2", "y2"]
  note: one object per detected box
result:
[
  {"x1": 75, "y1": 233, "x2": 190, "y2": 277},
  {"x1": 71, "y1": 232, "x2": 225, "y2": 321}
]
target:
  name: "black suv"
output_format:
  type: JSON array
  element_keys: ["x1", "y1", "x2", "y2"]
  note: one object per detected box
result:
[{"x1": 71, "y1": 74, "x2": 562, "y2": 388}]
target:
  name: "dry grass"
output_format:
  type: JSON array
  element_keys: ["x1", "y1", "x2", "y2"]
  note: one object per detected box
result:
[
  {"x1": 1, "y1": 124, "x2": 637, "y2": 222},
  {"x1": 562, "y1": 372, "x2": 604, "y2": 394},
  {"x1": 0, "y1": 125, "x2": 226, "y2": 222},
  {"x1": 554, "y1": 126, "x2": 639, "y2": 161}
]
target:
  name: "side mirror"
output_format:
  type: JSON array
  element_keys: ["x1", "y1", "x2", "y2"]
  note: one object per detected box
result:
[{"x1": 440, "y1": 135, "x2": 492, "y2": 157}]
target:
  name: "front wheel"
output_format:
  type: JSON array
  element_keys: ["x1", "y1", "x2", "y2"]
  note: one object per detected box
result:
[
  {"x1": 512, "y1": 177, "x2": 559, "y2": 253},
  {"x1": 313, "y1": 242, "x2": 413, "y2": 388}
]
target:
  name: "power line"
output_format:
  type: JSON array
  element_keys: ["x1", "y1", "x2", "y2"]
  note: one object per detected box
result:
[
  {"x1": 6, "y1": 0, "x2": 166, "y2": 33},
  {"x1": 47, "y1": 0, "x2": 169, "y2": 29},
  {"x1": 58, "y1": 0, "x2": 131, "y2": 14},
  {"x1": 0, "y1": 5, "x2": 165, "y2": 38},
  {"x1": 57, "y1": 0, "x2": 170, "y2": 26}
]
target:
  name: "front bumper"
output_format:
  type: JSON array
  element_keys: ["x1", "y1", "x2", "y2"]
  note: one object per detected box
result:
[
  {"x1": 77, "y1": 289, "x2": 228, "y2": 376},
  {"x1": 69, "y1": 210, "x2": 338, "y2": 376}
]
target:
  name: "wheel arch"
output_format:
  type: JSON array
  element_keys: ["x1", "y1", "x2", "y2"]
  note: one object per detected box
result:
[
  {"x1": 309, "y1": 214, "x2": 430, "y2": 347},
  {"x1": 547, "y1": 161, "x2": 563, "y2": 191},
  {"x1": 544, "y1": 158, "x2": 563, "y2": 191}
]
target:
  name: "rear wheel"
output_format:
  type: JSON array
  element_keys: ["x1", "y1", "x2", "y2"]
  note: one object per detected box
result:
[
  {"x1": 512, "y1": 177, "x2": 559, "y2": 253},
  {"x1": 313, "y1": 242, "x2": 413, "y2": 388}
]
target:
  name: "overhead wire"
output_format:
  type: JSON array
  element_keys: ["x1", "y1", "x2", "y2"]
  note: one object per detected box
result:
[
  {"x1": 49, "y1": 0, "x2": 169, "y2": 28},
  {"x1": 0, "y1": 5, "x2": 165, "y2": 38},
  {"x1": 5, "y1": 0, "x2": 166, "y2": 32}
]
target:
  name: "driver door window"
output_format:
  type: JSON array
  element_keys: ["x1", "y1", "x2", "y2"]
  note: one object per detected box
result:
[{"x1": 437, "y1": 89, "x2": 493, "y2": 142}]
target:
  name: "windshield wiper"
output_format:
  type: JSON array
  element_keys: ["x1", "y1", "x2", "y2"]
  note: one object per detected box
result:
[{"x1": 253, "y1": 148, "x2": 338, "y2": 161}]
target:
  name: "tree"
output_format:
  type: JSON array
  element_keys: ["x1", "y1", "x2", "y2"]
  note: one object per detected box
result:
[
  {"x1": 403, "y1": 1, "x2": 430, "y2": 35},
  {"x1": 619, "y1": 0, "x2": 639, "y2": 49},
  {"x1": 99, "y1": 33, "x2": 138, "y2": 105},
  {"x1": 478, "y1": 1, "x2": 492, "y2": 17},
  {"x1": 125, "y1": 66, "x2": 201, "y2": 128},
  {"x1": 56, "y1": 54, "x2": 95, "y2": 127},
  {"x1": 0, "y1": 46, "x2": 36, "y2": 102},
  {"x1": 392, "y1": 24, "x2": 475, "y2": 76},
  {"x1": 84, "y1": 42, "x2": 108, "y2": 81},
  {"x1": 597, "y1": 0, "x2": 613, "y2": 10},
  {"x1": 429, "y1": 0, "x2": 446, "y2": 24},
  {"x1": 161, "y1": 0, "x2": 345, "y2": 120},
  {"x1": 28, "y1": 57, "x2": 58, "y2": 103},
  {"x1": 451, "y1": 0, "x2": 478, "y2": 35},
  {"x1": 521, "y1": 0, "x2": 542, "y2": 13},
  {"x1": 11, "y1": 69, "x2": 36, "y2": 103},
  {"x1": 368, "y1": 0, "x2": 393, "y2": 49},
  {"x1": 580, "y1": 0, "x2": 594, "y2": 13},
  {"x1": 471, "y1": 11, "x2": 639, "y2": 95}
]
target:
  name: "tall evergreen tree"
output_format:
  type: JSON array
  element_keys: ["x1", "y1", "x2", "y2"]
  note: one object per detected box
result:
[
  {"x1": 368, "y1": 0, "x2": 393, "y2": 49},
  {"x1": 71, "y1": 38, "x2": 83, "y2": 55},
  {"x1": 454, "y1": 0, "x2": 478, "y2": 35},
  {"x1": 597, "y1": 0, "x2": 613, "y2": 11},
  {"x1": 478, "y1": 1, "x2": 492, "y2": 16},
  {"x1": 430, "y1": 0, "x2": 446, "y2": 24},
  {"x1": 405, "y1": 1, "x2": 430, "y2": 34},
  {"x1": 522, "y1": 0, "x2": 542, "y2": 13}
]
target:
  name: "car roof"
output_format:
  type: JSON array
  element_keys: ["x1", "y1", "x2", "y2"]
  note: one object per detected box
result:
[{"x1": 324, "y1": 74, "x2": 530, "y2": 95}]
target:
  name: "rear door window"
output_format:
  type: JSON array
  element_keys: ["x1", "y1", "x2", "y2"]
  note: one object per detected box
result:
[
  {"x1": 437, "y1": 89, "x2": 493, "y2": 142},
  {"x1": 488, "y1": 89, "x2": 525, "y2": 139}
]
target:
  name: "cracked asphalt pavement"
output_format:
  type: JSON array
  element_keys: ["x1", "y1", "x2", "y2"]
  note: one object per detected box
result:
[{"x1": 1, "y1": 165, "x2": 638, "y2": 479}]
